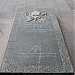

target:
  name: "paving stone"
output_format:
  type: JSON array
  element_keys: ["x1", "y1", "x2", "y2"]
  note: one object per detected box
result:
[
  {"x1": 65, "y1": 0, "x2": 75, "y2": 10},
  {"x1": 55, "y1": 0, "x2": 70, "y2": 11},
  {"x1": 0, "y1": 0, "x2": 8, "y2": 13},
  {"x1": 2, "y1": 0, "x2": 17, "y2": 12},
  {"x1": 0, "y1": 19, "x2": 13, "y2": 25},
  {"x1": 0, "y1": 12, "x2": 14, "y2": 19},
  {"x1": 37, "y1": 0, "x2": 58, "y2": 11}
]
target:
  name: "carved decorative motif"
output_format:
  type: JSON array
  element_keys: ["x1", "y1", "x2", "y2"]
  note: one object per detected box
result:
[{"x1": 26, "y1": 11, "x2": 47, "y2": 22}]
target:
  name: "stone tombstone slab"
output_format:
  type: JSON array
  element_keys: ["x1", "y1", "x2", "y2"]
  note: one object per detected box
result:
[{"x1": 0, "y1": 8, "x2": 74, "y2": 73}]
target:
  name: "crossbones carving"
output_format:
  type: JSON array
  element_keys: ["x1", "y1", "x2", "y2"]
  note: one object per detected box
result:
[{"x1": 26, "y1": 11, "x2": 47, "y2": 22}]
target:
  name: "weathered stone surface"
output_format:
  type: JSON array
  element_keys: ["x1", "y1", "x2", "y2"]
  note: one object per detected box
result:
[{"x1": 0, "y1": 8, "x2": 73, "y2": 73}]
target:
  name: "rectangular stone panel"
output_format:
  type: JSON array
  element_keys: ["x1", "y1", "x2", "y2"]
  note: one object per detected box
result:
[{"x1": 0, "y1": 8, "x2": 74, "y2": 73}]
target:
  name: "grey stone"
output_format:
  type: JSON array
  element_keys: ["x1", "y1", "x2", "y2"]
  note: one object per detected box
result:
[{"x1": 0, "y1": 8, "x2": 74, "y2": 73}]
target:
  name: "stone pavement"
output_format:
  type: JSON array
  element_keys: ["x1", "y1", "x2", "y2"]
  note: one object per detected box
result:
[{"x1": 0, "y1": 0, "x2": 75, "y2": 71}]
